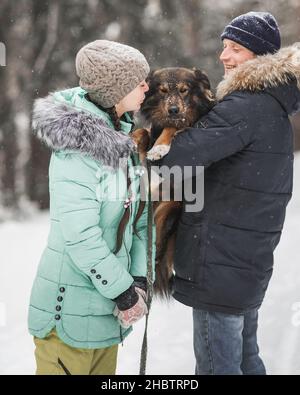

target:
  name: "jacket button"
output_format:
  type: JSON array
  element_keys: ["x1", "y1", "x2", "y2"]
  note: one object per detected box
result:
[
  {"x1": 102, "y1": 280, "x2": 108, "y2": 285},
  {"x1": 55, "y1": 314, "x2": 61, "y2": 320},
  {"x1": 91, "y1": 269, "x2": 96, "y2": 274},
  {"x1": 59, "y1": 287, "x2": 65, "y2": 293},
  {"x1": 57, "y1": 296, "x2": 63, "y2": 302},
  {"x1": 96, "y1": 274, "x2": 102, "y2": 279},
  {"x1": 56, "y1": 306, "x2": 61, "y2": 311}
]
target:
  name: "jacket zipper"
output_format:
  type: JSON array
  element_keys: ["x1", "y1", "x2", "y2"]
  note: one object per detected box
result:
[
  {"x1": 124, "y1": 240, "x2": 130, "y2": 270},
  {"x1": 124, "y1": 198, "x2": 133, "y2": 270}
]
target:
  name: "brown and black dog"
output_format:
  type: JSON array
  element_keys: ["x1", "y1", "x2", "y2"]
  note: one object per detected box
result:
[{"x1": 131, "y1": 67, "x2": 215, "y2": 298}]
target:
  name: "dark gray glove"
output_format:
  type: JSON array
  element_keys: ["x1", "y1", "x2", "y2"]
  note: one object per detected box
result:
[{"x1": 112, "y1": 276, "x2": 147, "y2": 311}]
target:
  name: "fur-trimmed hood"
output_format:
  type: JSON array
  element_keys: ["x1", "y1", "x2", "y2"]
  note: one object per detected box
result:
[
  {"x1": 32, "y1": 93, "x2": 136, "y2": 169},
  {"x1": 216, "y1": 43, "x2": 300, "y2": 114}
]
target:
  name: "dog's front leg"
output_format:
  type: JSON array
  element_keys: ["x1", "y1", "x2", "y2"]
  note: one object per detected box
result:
[
  {"x1": 147, "y1": 127, "x2": 177, "y2": 161},
  {"x1": 130, "y1": 128, "x2": 151, "y2": 162}
]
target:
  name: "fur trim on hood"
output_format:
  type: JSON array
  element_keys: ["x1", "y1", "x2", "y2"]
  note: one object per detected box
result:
[
  {"x1": 32, "y1": 94, "x2": 136, "y2": 169},
  {"x1": 216, "y1": 43, "x2": 300, "y2": 100}
]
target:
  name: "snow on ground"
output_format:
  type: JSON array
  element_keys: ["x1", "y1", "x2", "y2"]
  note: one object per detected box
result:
[{"x1": 0, "y1": 154, "x2": 300, "y2": 375}]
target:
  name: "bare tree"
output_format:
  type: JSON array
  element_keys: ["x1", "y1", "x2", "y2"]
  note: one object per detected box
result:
[{"x1": 0, "y1": 0, "x2": 299, "y2": 218}]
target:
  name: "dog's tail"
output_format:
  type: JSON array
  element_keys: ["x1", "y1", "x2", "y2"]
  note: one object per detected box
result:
[
  {"x1": 154, "y1": 201, "x2": 181, "y2": 299},
  {"x1": 153, "y1": 237, "x2": 176, "y2": 299}
]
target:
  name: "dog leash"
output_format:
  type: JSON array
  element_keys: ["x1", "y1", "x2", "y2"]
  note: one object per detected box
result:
[{"x1": 139, "y1": 159, "x2": 154, "y2": 375}]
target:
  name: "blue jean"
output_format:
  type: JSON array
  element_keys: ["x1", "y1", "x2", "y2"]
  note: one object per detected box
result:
[{"x1": 193, "y1": 308, "x2": 266, "y2": 375}]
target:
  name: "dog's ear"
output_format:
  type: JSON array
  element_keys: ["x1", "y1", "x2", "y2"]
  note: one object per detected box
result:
[
  {"x1": 193, "y1": 68, "x2": 214, "y2": 103},
  {"x1": 145, "y1": 69, "x2": 158, "y2": 88},
  {"x1": 192, "y1": 68, "x2": 211, "y2": 90}
]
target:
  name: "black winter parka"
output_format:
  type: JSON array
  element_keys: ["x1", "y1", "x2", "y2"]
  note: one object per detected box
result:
[{"x1": 161, "y1": 44, "x2": 300, "y2": 314}]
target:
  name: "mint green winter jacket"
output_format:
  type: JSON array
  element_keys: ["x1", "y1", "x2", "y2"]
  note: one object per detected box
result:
[{"x1": 28, "y1": 87, "x2": 155, "y2": 349}]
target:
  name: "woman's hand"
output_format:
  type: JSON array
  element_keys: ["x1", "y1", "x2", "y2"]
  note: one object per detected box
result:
[{"x1": 113, "y1": 287, "x2": 148, "y2": 328}]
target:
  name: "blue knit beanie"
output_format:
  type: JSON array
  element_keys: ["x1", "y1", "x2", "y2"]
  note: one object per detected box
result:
[{"x1": 221, "y1": 12, "x2": 281, "y2": 55}]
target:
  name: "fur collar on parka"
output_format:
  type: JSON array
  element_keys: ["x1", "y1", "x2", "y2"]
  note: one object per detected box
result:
[
  {"x1": 32, "y1": 93, "x2": 136, "y2": 169},
  {"x1": 216, "y1": 43, "x2": 300, "y2": 101}
]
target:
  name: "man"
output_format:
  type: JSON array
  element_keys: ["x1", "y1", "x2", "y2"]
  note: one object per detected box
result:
[{"x1": 161, "y1": 12, "x2": 300, "y2": 374}]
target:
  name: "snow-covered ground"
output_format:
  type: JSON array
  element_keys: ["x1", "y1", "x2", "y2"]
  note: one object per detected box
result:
[{"x1": 0, "y1": 154, "x2": 300, "y2": 375}]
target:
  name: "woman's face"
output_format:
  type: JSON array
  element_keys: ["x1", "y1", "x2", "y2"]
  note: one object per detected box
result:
[
  {"x1": 220, "y1": 39, "x2": 256, "y2": 76},
  {"x1": 116, "y1": 80, "x2": 149, "y2": 116}
]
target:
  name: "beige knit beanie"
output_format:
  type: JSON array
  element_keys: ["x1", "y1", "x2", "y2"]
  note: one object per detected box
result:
[{"x1": 75, "y1": 40, "x2": 150, "y2": 108}]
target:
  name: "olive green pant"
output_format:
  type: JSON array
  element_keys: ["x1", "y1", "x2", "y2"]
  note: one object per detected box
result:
[{"x1": 34, "y1": 329, "x2": 118, "y2": 375}]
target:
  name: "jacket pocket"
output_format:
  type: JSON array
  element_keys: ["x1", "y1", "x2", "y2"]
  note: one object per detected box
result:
[{"x1": 173, "y1": 220, "x2": 207, "y2": 283}]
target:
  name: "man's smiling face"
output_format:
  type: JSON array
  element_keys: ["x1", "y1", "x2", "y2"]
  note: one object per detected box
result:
[{"x1": 220, "y1": 39, "x2": 256, "y2": 76}]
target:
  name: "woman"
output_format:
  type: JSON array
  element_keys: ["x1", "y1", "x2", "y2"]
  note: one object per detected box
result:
[{"x1": 28, "y1": 40, "x2": 155, "y2": 375}]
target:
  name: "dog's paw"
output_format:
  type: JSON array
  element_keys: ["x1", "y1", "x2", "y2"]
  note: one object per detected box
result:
[{"x1": 147, "y1": 145, "x2": 170, "y2": 161}]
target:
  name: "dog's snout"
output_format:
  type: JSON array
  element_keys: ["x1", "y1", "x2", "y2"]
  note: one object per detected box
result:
[{"x1": 168, "y1": 105, "x2": 179, "y2": 115}]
